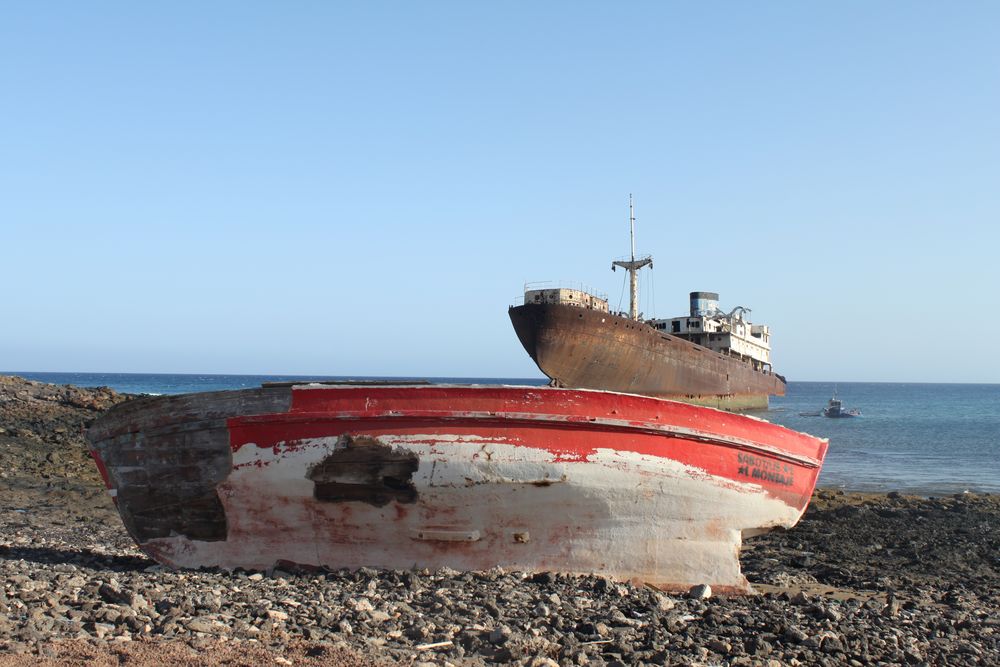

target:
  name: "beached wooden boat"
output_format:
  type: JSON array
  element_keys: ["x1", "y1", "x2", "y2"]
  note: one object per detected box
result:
[{"x1": 87, "y1": 383, "x2": 827, "y2": 592}]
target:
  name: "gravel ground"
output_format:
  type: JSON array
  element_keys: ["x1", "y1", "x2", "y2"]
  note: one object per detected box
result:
[{"x1": 2, "y1": 374, "x2": 998, "y2": 665}]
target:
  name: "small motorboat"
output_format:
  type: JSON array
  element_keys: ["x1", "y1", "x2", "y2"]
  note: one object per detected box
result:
[{"x1": 822, "y1": 393, "x2": 860, "y2": 418}]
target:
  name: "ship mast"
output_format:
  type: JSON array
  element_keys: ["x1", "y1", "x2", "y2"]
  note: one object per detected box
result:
[{"x1": 612, "y1": 194, "x2": 653, "y2": 320}]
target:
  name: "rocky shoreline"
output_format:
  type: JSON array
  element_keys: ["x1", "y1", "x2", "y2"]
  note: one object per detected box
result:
[{"x1": 2, "y1": 375, "x2": 998, "y2": 665}]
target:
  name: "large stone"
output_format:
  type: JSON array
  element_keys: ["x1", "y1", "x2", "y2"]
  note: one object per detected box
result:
[{"x1": 688, "y1": 584, "x2": 712, "y2": 600}]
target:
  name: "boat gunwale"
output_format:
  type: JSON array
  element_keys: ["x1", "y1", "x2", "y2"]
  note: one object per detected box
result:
[{"x1": 90, "y1": 404, "x2": 826, "y2": 470}]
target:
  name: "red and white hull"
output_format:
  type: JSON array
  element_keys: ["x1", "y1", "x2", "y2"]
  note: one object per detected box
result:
[{"x1": 87, "y1": 384, "x2": 827, "y2": 592}]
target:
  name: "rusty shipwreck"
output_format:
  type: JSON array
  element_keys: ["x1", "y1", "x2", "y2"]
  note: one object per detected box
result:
[
  {"x1": 509, "y1": 197, "x2": 786, "y2": 410},
  {"x1": 87, "y1": 382, "x2": 827, "y2": 592}
]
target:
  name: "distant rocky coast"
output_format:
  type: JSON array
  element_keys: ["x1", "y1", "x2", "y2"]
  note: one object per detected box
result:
[{"x1": 1, "y1": 374, "x2": 998, "y2": 666}]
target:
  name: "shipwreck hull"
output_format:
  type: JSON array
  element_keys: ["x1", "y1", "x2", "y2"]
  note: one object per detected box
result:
[
  {"x1": 510, "y1": 303, "x2": 786, "y2": 410},
  {"x1": 87, "y1": 384, "x2": 825, "y2": 592}
]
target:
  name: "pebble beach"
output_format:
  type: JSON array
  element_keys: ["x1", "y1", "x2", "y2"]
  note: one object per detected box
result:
[{"x1": 2, "y1": 374, "x2": 998, "y2": 666}]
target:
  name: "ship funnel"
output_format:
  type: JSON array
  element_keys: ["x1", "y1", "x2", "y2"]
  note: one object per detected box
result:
[{"x1": 690, "y1": 291, "x2": 719, "y2": 317}]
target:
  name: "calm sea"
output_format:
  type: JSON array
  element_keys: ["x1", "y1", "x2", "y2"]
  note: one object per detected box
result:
[
  {"x1": 766, "y1": 382, "x2": 1000, "y2": 496},
  {"x1": 8, "y1": 372, "x2": 1000, "y2": 496}
]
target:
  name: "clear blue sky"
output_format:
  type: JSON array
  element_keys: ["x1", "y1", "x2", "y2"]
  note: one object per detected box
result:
[{"x1": 2, "y1": 2, "x2": 998, "y2": 382}]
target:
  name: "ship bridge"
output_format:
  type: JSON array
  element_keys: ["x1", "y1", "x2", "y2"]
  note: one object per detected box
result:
[
  {"x1": 522, "y1": 283, "x2": 610, "y2": 313},
  {"x1": 649, "y1": 291, "x2": 774, "y2": 372}
]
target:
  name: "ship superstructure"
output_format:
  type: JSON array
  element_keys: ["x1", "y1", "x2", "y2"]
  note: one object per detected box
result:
[{"x1": 650, "y1": 292, "x2": 774, "y2": 374}]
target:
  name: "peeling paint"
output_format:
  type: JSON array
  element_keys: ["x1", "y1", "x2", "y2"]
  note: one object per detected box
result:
[{"x1": 307, "y1": 434, "x2": 418, "y2": 506}]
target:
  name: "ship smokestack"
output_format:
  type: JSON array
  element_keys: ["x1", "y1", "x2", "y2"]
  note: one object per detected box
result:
[{"x1": 690, "y1": 291, "x2": 719, "y2": 317}]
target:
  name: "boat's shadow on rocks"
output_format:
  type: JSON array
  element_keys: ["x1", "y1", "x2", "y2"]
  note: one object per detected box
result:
[{"x1": 0, "y1": 544, "x2": 152, "y2": 573}]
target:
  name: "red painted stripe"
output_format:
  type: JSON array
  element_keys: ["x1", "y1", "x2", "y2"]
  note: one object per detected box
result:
[
  {"x1": 224, "y1": 385, "x2": 826, "y2": 510},
  {"x1": 286, "y1": 384, "x2": 824, "y2": 457}
]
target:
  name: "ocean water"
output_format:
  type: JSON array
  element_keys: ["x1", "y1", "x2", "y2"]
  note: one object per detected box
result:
[
  {"x1": 7, "y1": 372, "x2": 999, "y2": 496},
  {"x1": 765, "y1": 382, "x2": 1000, "y2": 496}
]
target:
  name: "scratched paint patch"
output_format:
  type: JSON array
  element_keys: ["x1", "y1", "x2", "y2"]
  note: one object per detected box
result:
[
  {"x1": 232, "y1": 437, "x2": 330, "y2": 471},
  {"x1": 371, "y1": 433, "x2": 520, "y2": 447},
  {"x1": 375, "y1": 434, "x2": 572, "y2": 486},
  {"x1": 307, "y1": 434, "x2": 419, "y2": 506}
]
